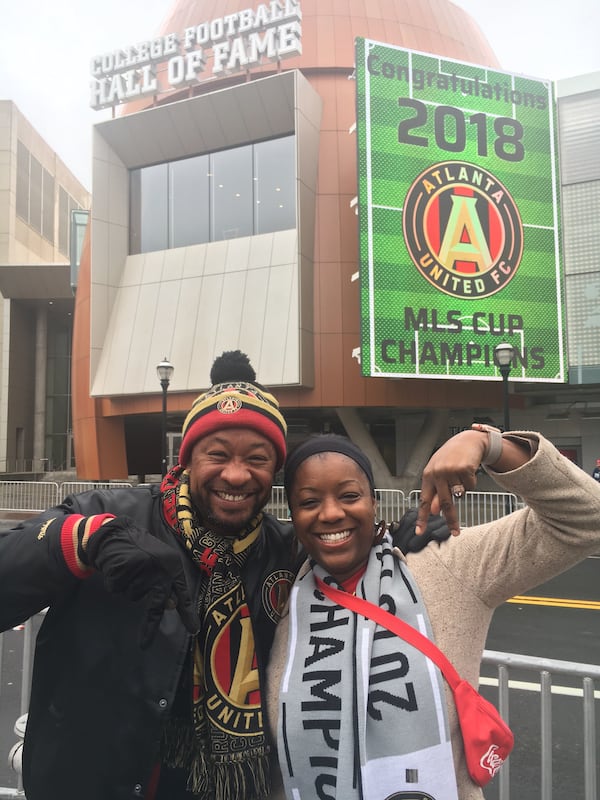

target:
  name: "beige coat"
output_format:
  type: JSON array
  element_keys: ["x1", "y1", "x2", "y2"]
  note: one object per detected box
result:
[{"x1": 266, "y1": 432, "x2": 600, "y2": 799}]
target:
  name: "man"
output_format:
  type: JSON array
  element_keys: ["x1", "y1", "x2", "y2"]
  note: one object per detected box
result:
[
  {"x1": 0, "y1": 351, "x2": 447, "y2": 800},
  {"x1": 0, "y1": 351, "x2": 295, "y2": 800}
]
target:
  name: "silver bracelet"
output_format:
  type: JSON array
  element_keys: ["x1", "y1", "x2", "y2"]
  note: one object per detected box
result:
[{"x1": 471, "y1": 423, "x2": 503, "y2": 466}]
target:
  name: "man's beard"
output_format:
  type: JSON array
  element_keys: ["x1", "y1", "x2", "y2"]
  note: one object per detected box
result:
[{"x1": 197, "y1": 490, "x2": 270, "y2": 536}]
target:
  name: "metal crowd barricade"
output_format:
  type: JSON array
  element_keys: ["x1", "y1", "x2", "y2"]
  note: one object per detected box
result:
[
  {"x1": 374, "y1": 488, "x2": 406, "y2": 522},
  {"x1": 0, "y1": 482, "x2": 133, "y2": 517},
  {"x1": 264, "y1": 485, "x2": 289, "y2": 521},
  {"x1": 0, "y1": 482, "x2": 59, "y2": 515},
  {"x1": 266, "y1": 486, "x2": 519, "y2": 526},
  {"x1": 0, "y1": 481, "x2": 518, "y2": 524},
  {"x1": 482, "y1": 650, "x2": 600, "y2": 800},
  {"x1": 1, "y1": 628, "x2": 598, "y2": 798},
  {"x1": 0, "y1": 615, "x2": 36, "y2": 798},
  {"x1": 408, "y1": 488, "x2": 521, "y2": 525},
  {"x1": 0, "y1": 482, "x2": 592, "y2": 799}
]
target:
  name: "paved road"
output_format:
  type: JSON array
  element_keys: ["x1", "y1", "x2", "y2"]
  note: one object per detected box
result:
[{"x1": 0, "y1": 523, "x2": 598, "y2": 796}]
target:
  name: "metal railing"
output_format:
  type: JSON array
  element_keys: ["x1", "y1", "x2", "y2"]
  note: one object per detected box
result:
[
  {"x1": 0, "y1": 615, "x2": 35, "y2": 798},
  {"x1": 267, "y1": 485, "x2": 289, "y2": 520},
  {"x1": 0, "y1": 483, "x2": 59, "y2": 515},
  {"x1": 0, "y1": 617, "x2": 597, "y2": 798},
  {"x1": 265, "y1": 487, "x2": 522, "y2": 526},
  {"x1": 482, "y1": 650, "x2": 599, "y2": 800},
  {"x1": 407, "y1": 489, "x2": 523, "y2": 526},
  {"x1": 0, "y1": 481, "x2": 133, "y2": 514},
  {"x1": 0, "y1": 483, "x2": 592, "y2": 798},
  {"x1": 0, "y1": 480, "x2": 519, "y2": 525}
]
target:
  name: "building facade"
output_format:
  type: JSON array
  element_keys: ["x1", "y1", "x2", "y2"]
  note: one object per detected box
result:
[
  {"x1": 499, "y1": 70, "x2": 600, "y2": 471},
  {"x1": 37, "y1": 1, "x2": 600, "y2": 482},
  {"x1": 0, "y1": 101, "x2": 90, "y2": 473}
]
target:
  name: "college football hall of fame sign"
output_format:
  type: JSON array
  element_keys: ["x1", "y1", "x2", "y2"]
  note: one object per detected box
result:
[{"x1": 355, "y1": 37, "x2": 567, "y2": 382}]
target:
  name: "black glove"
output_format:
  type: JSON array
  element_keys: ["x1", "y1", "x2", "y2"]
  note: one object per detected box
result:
[
  {"x1": 389, "y1": 508, "x2": 451, "y2": 553},
  {"x1": 85, "y1": 517, "x2": 200, "y2": 649}
]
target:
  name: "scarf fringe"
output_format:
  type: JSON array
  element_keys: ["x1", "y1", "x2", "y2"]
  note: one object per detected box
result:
[
  {"x1": 187, "y1": 751, "x2": 212, "y2": 796},
  {"x1": 162, "y1": 717, "x2": 200, "y2": 769},
  {"x1": 162, "y1": 718, "x2": 270, "y2": 799},
  {"x1": 212, "y1": 752, "x2": 271, "y2": 800}
]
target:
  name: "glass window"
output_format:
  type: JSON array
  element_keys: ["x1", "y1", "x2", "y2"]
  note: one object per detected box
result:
[
  {"x1": 211, "y1": 144, "x2": 253, "y2": 241},
  {"x1": 129, "y1": 135, "x2": 296, "y2": 254},
  {"x1": 169, "y1": 154, "x2": 210, "y2": 247},
  {"x1": 45, "y1": 311, "x2": 72, "y2": 471},
  {"x1": 130, "y1": 164, "x2": 168, "y2": 254},
  {"x1": 16, "y1": 141, "x2": 29, "y2": 222},
  {"x1": 129, "y1": 170, "x2": 142, "y2": 254},
  {"x1": 565, "y1": 272, "x2": 600, "y2": 368},
  {"x1": 29, "y1": 156, "x2": 42, "y2": 234},
  {"x1": 15, "y1": 142, "x2": 61, "y2": 247},
  {"x1": 42, "y1": 169, "x2": 55, "y2": 242},
  {"x1": 254, "y1": 136, "x2": 296, "y2": 233},
  {"x1": 59, "y1": 188, "x2": 70, "y2": 256},
  {"x1": 61, "y1": 192, "x2": 80, "y2": 256}
]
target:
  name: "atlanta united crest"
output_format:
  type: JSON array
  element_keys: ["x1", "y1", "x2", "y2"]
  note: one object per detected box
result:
[
  {"x1": 217, "y1": 395, "x2": 242, "y2": 414},
  {"x1": 402, "y1": 160, "x2": 523, "y2": 299},
  {"x1": 384, "y1": 794, "x2": 436, "y2": 799},
  {"x1": 203, "y1": 587, "x2": 263, "y2": 736},
  {"x1": 262, "y1": 569, "x2": 294, "y2": 623}
]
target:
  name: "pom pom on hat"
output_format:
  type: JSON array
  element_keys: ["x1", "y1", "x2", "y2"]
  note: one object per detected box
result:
[
  {"x1": 210, "y1": 350, "x2": 256, "y2": 385},
  {"x1": 179, "y1": 351, "x2": 287, "y2": 469}
]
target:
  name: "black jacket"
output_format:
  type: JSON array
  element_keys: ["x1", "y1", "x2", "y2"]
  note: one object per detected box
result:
[{"x1": 0, "y1": 486, "x2": 296, "y2": 800}]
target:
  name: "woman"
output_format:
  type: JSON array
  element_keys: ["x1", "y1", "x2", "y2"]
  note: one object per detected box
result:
[{"x1": 266, "y1": 425, "x2": 600, "y2": 800}]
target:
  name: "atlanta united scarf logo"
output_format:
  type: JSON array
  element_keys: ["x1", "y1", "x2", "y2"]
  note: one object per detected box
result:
[{"x1": 202, "y1": 585, "x2": 263, "y2": 735}]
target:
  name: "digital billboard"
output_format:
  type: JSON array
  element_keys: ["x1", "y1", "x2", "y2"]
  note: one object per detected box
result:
[{"x1": 355, "y1": 38, "x2": 566, "y2": 381}]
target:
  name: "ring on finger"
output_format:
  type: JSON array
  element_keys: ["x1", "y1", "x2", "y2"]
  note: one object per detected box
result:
[{"x1": 451, "y1": 484, "x2": 465, "y2": 499}]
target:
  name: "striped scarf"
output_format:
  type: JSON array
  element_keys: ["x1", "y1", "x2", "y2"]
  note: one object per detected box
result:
[
  {"x1": 160, "y1": 466, "x2": 271, "y2": 799},
  {"x1": 278, "y1": 533, "x2": 459, "y2": 799}
]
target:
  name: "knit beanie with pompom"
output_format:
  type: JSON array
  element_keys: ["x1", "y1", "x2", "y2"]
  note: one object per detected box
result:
[{"x1": 178, "y1": 350, "x2": 287, "y2": 469}]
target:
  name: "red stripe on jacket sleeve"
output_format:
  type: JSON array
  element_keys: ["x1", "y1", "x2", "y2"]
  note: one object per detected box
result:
[{"x1": 60, "y1": 514, "x2": 115, "y2": 578}]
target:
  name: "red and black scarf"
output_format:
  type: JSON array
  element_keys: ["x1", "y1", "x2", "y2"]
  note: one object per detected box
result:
[{"x1": 160, "y1": 466, "x2": 271, "y2": 799}]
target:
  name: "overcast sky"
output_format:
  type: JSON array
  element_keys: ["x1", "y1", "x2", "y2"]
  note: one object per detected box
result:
[{"x1": 0, "y1": 0, "x2": 598, "y2": 188}]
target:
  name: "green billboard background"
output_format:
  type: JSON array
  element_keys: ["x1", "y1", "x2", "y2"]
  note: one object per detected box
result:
[{"x1": 356, "y1": 37, "x2": 566, "y2": 381}]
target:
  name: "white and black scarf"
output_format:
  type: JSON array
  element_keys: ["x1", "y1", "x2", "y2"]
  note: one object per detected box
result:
[{"x1": 277, "y1": 533, "x2": 459, "y2": 800}]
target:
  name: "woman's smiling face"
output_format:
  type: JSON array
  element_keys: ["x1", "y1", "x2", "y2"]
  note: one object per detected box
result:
[{"x1": 288, "y1": 452, "x2": 377, "y2": 582}]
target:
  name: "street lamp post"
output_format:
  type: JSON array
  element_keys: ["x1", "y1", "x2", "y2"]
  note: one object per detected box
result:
[
  {"x1": 493, "y1": 342, "x2": 514, "y2": 432},
  {"x1": 494, "y1": 342, "x2": 514, "y2": 515},
  {"x1": 156, "y1": 357, "x2": 174, "y2": 477}
]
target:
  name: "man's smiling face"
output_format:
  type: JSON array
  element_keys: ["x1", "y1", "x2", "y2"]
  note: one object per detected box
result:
[{"x1": 188, "y1": 427, "x2": 277, "y2": 535}]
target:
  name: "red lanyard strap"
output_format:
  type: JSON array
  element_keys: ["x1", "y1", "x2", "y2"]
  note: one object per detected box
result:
[{"x1": 315, "y1": 577, "x2": 461, "y2": 691}]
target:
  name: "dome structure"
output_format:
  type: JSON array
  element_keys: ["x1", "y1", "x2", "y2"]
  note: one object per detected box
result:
[{"x1": 119, "y1": 0, "x2": 499, "y2": 115}]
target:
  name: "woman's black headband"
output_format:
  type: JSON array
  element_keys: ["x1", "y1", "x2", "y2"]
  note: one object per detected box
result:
[{"x1": 284, "y1": 434, "x2": 376, "y2": 502}]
